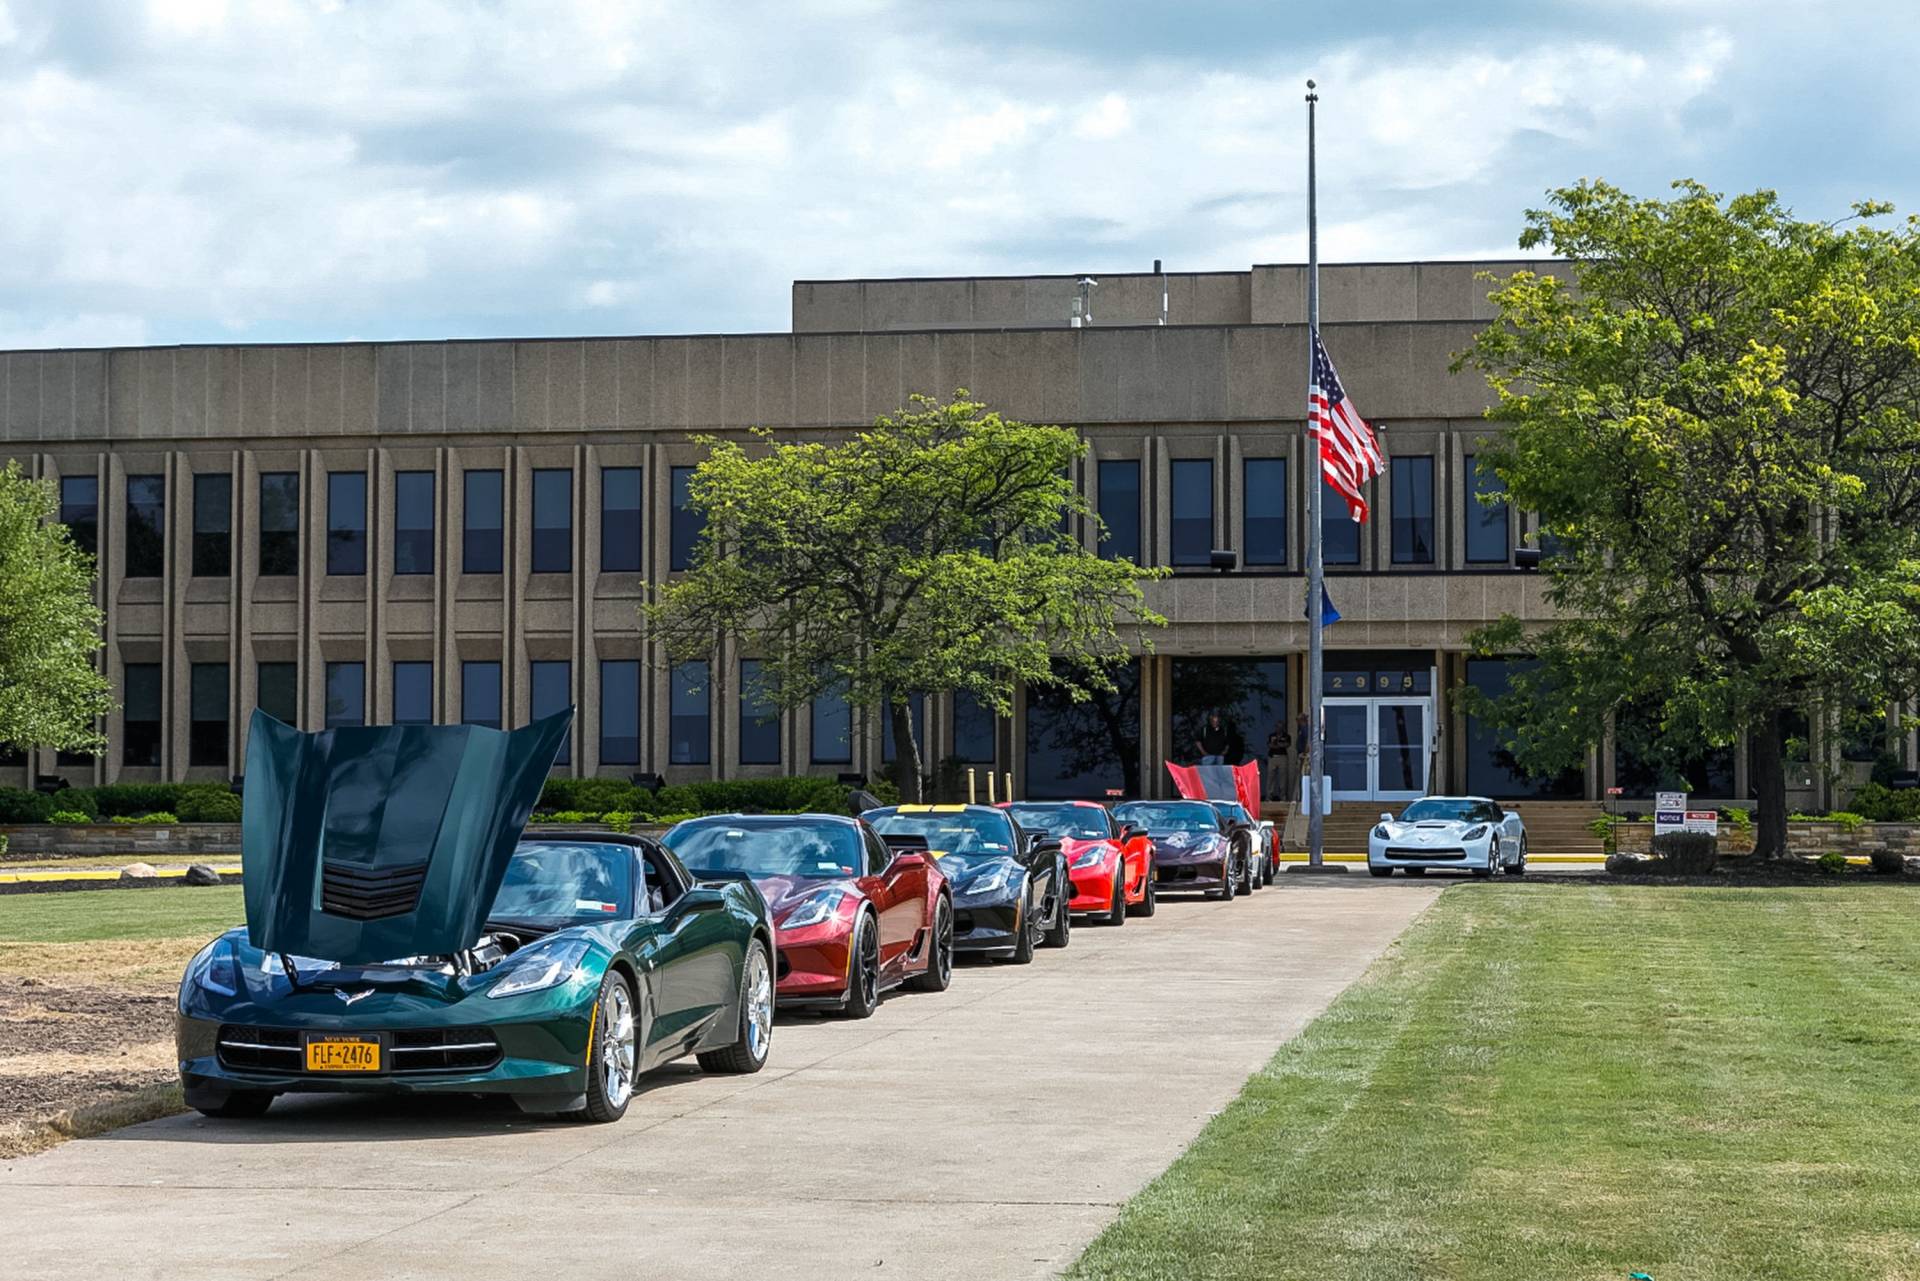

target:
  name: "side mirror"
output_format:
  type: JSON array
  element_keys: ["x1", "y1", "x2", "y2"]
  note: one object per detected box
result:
[
  {"x1": 1379, "y1": 811, "x2": 1393, "y2": 823},
  {"x1": 1116, "y1": 823, "x2": 1138, "y2": 842},
  {"x1": 889, "y1": 850, "x2": 928, "y2": 871},
  {"x1": 675, "y1": 885, "x2": 726, "y2": 914}
]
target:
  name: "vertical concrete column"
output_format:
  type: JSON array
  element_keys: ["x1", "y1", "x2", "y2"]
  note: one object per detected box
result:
[
  {"x1": 364, "y1": 444, "x2": 380, "y2": 723},
  {"x1": 164, "y1": 449, "x2": 182, "y2": 778}
]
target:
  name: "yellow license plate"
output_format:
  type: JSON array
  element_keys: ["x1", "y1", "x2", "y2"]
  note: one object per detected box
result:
[{"x1": 305, "y1": 1036, "x2": 381, "y2": 1072}]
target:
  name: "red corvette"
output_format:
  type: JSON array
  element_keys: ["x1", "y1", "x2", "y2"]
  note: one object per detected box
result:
[
  {"x1": 1002, "y1": 800, "x2": 1156, "y2": 924},
  {"x1": 663, "y1": 813, "x2": 954, "y2": 1017}
]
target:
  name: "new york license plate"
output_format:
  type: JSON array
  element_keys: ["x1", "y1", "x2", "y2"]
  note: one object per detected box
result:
[{"x1": 305, "y1": 1035, "x2": 381, "y2": 1072}]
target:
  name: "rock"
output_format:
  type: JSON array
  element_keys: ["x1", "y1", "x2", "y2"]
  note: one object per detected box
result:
[
  {"x1": 118, "y1": 862, "x2": 157, "y2": 880},
  {"x1": 1605, "y1": 851, "x2": 1654, "y2": 876},
  {"x1": 184, "y1": 863, "x2": 223, "y2": 886}
]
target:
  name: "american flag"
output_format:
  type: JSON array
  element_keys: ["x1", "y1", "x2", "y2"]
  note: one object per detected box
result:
[{"x1": 1310, "y1": 329, "x2": 1383, "y2": 522}]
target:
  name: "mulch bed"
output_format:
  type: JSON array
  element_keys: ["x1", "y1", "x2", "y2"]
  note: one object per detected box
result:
[{"x1": 0, "y1": 976, "x2": 178, "y2": 1135}]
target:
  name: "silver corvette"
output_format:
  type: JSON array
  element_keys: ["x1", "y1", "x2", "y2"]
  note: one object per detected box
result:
[{"x1": 1367, "y1": 796, "x2": 1526, "y2": 878}]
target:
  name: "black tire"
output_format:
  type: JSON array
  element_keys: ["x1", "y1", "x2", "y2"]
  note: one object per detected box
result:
[
  {"x1": 1241, "y1": 844, "x2": 1259, "y2": 894},
  {"x1": 907, "y1": 895, "x2": 954, "y2": 992},
  {"x1": 1263, "y1": 850, "x2": 1277, "y2": 886},
  {"x1": 1212, "y1": 859, "x2": 1237, "y2": 901},
  {"x1": 838, "y1": 910, "x2": 882, "y2": 1018},
  {"x1": 192, "y1": 1089, "x2": 274, "y2": 1119},
  {"x1": 1127, "y1": 870, "x2": 1157, "y2": 918},
  {"x1": 1511, "y1": 838, "x2": 1528, "y2": 876},
  {"x1": 1369, "y1": 867, "x2": 1393, "y2": 878},
  {"x1": 1042, "y1": 876, "x2": 1071, "y2": 949},
  {"x1": 572, "y1": 969, "x2": 638, "y2": 1123},
  {"x1": 1007, "y1": 886, "x2": 1037, "y2": 964},
  {"x1": 1103, "y1": 869, "x2": 1127, "y2": 926},
  {"x1": 698, "y1": 939, "x2": 773, "y2": 1075}
]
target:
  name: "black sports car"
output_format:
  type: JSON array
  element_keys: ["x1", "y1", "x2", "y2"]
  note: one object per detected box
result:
[{"x1": 863, "y1": 805, "x2": 1070, "y2": 962}]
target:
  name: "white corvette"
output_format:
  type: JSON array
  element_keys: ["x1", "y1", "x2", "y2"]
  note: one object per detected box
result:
[{"x1": 1367, "y1": 795, "x2": 1526, "y2": 878}]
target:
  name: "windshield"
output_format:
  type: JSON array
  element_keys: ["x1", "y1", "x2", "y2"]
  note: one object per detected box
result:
[
  {"x1": 866, "y1": 809, "x2": 1015, "y2": 856},
  {"x1": 490, "y1": 842, "x2": 634, "y2": 924},
  {"x1": 1004, "y1": 804, "x2": 1111, "y2": 841},
  {"x1": 1400, "y1": 798, "x2": 1501, "y2": 824},
  {"x1": 1112, "y1": 802, "x2": 1219, "y2": 834},
  {"x1": 663, "y1": 818, "x2": 864, "y2": 879}
]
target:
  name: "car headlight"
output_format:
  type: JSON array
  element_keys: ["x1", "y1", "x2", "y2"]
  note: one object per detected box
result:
[
  {"x1": 186, "y1": 935, "x2": 241, "y2": 998},
  {"x1": 1070, "y1": 847, "x2": 1106, "y2": 869},
  {"x1": 780, "y1": 888, "x2": 846, "y2": 930},
  {"x1": 487, "y1": 937, "x2": 591, "y2": 999},
  {"x1": 1373, "y1": 824, "x2": 1394, "y2": 839},
  {"x1": 1462, "y1": 824, "x2": 1490, "y2": 841},
  {"x1": 963, "y1": 864, "x2": 1014, "y2": 897}
]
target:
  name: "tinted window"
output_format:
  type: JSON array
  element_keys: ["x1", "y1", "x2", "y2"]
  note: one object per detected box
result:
[
  {"x1": 531, "y1": 468, "x2": 572, "y2": 573},
  {"x1": 462, "y1": 661, "x2": 502, "y2": 730},
  {"x1": 189, "y1": 662, "x2": 229, "y2": 767},
  {"x1": 257, "y1": 662, "x2": 298, "y2": 726},
  {"x1": 1462, "y1": 659, "x2": 1583, "y2": 801},
  {"x1": 1111, "y1": 801, "x2": 1217, "y2": 833},
  {"x1": 810, "y1": 677, "x2": 851, "y2": 764},
  {"x1": 1399, "y1": 798, "x2": 1501, "y2": 823},
  {"x1": 1390, "y1": 456, "x2": 1434, "y2": 564},
  {"x1": 394, "y1": 471, "x2": 435, "y2": 575},
  {"x1": 670, "y1": 466, "x2": 703, "y2": 571},
  {"x1": 123, "y1": 663, "x2": 162, "y2": 767},
  {"x1": 1096, "y1": 460, "x2": 1140, "y2": 562},
  {"x1": 326, "y1": 471, "x2": 367, "y2": 575},
  {"x1": 739, "y1": 659, "x2": 781, "y2": 765},
  {"x1": 59, "y1": 475, "x2": 98, "y2": 558},
  {"x1": 664, "y1": 817, "x2": 864, "y2": 879},
  {"x1": 530, "y1": 660, "x2": 571, "y2": 763},
  {"x1": 492, "y1": 842, "x2": 634, "y2": 924},
  {"x1": 866, "y1": 808, "x2": 1017, "y2": 855},
  {"x1": 259, "y1": 472, "x2": 300, "y2": 576},
  {"x1": 192, "y1": 474, "x2": 231, "y2": 577},
  {"x1": 1170, "y1": 658, "x2": 1286, "y2": 767},
  {"x1": 601, "y1": 467, "x2": 643, "y2": 573},
  {"x1": 1321, "y1": 478, "x2": 1359, "y2": 565},
  {"x1": 325, "y1": 662, "x2": 364, "y2": 729},
  {"x1": 1463, "y1": 455, "x2": 1510, "y2": 564},
  {"x1": 464, "y1": 469, "x2": 503, "y2": 574},
  {"x1": 599, "y1": 660, "x2": 641, "y2": 764},
  {"x1": 1169, "y1": 459, "x2": 1212, "y2": 566},
  {"x1": 1243, "y1": 458, "x2": 1286, "y2": 567},
  {"x1": 1004, "y1": 803, "x2": 1111, "y2": 840},
  {"x1": 125, "y1": 474, "x2": 165, "y2": 579},
  {"x1": 393, "y1": 661, "x2": 433, "y2": 726},
  {"x1": 1025, "y1": 658, "x2": 1140, "y2": 800},
  {"x1": 951, "y1": 689, "x2": 996, "y2": 763},
  {"x1": 670, "y1": 660, "x2": 710, "y2": 764}
]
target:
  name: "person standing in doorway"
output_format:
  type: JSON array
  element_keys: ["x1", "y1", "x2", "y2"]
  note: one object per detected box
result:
[
  {"x1": 1265, "y1": 719, "x2": 1292, "y2": 802},
  {"x1": 1196, "y1": 712, "x2": 1230, "y2": 765}
]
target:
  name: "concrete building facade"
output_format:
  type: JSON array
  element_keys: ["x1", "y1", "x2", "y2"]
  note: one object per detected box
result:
[{"x1": 0, "y1": 260, "x2": 1901, "y2": 806}]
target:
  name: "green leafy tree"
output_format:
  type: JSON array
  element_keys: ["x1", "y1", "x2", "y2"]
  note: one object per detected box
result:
[
  {"x1": 646, "y1": 393, "x2": 1165, "y2": 800},
  {"x1": 0, "y1": 463, "x2": 112, "y2": 754},
  {"x1": 1457, "y1": 180, "x2": 1920, "y2": 859}
]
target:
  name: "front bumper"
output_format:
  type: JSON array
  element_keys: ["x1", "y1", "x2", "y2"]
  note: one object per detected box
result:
[
  {"x1": 1367, "y1": 839, "x2": 1495, "y2": 871},
  {"x1": 952, "y1": 898, "x2": 1022, "y2": 953},
  {"x1": 1065, "y1": 859, "x2": 1120, "y2": 912},
  {"x1": 1153, "y1": 843, "x2": 1230, "y2": 892},
  {"x1": 772, "y1": 920, "x2": 853, "y2": 1005},
  {"x1": 177, "y1": 1012, "x2": 588, "y2": 1111}
]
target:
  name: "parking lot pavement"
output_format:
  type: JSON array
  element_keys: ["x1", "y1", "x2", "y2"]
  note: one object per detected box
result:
[{"x1": 0, "y1": 879, "x2": 1440, "y2": 1281}]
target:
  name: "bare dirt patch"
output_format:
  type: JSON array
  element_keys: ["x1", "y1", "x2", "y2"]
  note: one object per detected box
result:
[
  {"x1": 0, "y1": 975, "x2": 181, "y2": 1157},
  {"x1": 0, "y1": 936, "x2": 208, "y2": 990}
]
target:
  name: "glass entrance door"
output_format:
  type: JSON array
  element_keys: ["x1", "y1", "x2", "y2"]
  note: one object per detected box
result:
[{"x1": 1323, "y1": 697, "x2": 1431, "y2": 800}]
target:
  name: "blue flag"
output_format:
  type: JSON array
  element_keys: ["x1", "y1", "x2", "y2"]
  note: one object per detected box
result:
[{"x1": 1305, "y1": 582, "x2": 1341, "y2": 627}]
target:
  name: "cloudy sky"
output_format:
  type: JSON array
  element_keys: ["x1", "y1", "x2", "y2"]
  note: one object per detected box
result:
[{"x1": 0, "y1": 0, "x2": 1914, "y2": 349}]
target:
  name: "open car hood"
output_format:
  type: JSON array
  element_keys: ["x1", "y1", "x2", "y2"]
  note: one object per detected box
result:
[{"x1": 241, "y1": 708, "x2": 572, "y2": 966}]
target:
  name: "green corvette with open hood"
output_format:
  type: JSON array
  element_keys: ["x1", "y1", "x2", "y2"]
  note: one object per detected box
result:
[{"x1": 176, "y1": 709, "x2": 776, "y2": 1123}]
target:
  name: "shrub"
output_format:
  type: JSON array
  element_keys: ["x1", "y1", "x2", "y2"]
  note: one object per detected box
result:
[
  {"x1": 1723, "y1": 807, "x2": 1753, "y2": 835},
  {"x1": 1829, "y1": 811, "x2": 1867, "y2": 833},
  {"x1": 48, "y1": 809, "x2": 92, "y2": 824},
  {"x1": 1588, "y1": 815, "x2": 1618, "y2": 854},
  {"x1": 652, "y1": 776, "x2": 852, "y2": 818},
  {"x1": 85, "y1": 784, "x2": 186, "y2": 819},
  {"x1": 531, "y1": 810, "x2": 599, "y2": 824},
  {"x1": 1650, "y1": 831, "x2": 1719, "y2": 876},
  {"x1": 0, "y1": 831, "x2": 7, "y2": 856},
  {"x1": 1850, "y1": 783, "x2": 1920, "y2": 824},
  {"x1": 540, "y1": 777, "x2": 649, "y2": 815},
  {"x1": 0, "y1": 788, "x2": 55, "y2": 823},
  {"x1": 1869, "y1": 845, "x2": 1906, "y2": 875},
  {"x1": 602, "y1": 811, "x2": 635, "y2": 834},
  {"x1": 1816, "y1": 851, "x2": 1848, "y2": 874},
  {"x1": 176, "y1": 785, "x2": 242, "y2": 823},
  {"x1": 108, "y1": 811, "x2": 178, "y2": 825}
]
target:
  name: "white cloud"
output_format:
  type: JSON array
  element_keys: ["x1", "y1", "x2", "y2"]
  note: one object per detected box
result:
[{"x1": 0, "y1": 1, "x2": 1908, "y2": 347}]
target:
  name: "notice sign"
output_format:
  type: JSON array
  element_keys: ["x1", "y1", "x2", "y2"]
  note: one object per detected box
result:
[
  {"x1": 1654, "y1": 791, "x2": 1687, "y2": 836},
  {"x1": 1684, "y1": 810, "x2": 1720, "y2": 836}
]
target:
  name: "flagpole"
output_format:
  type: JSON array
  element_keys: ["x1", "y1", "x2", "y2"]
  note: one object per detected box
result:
[{"x1": 1305, "y1": 79, "x2": 1327, "y2": 870}]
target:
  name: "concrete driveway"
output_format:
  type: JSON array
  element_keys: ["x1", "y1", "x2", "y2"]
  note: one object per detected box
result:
[{"x1": 0, "y1": 878, "x2": 1439, "y2": 1281}]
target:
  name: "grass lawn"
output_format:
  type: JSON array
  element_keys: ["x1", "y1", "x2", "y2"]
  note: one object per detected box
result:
[
  {"x1": 1070, "y1": 883, "x2": 1920, "y2": 1281},
  {"x1": 0, "y1": 885, "x2": 244, "y2": 988}
]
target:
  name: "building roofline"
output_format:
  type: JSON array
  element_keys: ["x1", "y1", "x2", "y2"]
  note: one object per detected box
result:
[
  {"x1": 0, "y1": 316, "x2": 1496, "y2": 359},
  {"x1": 791, "y1": 257, "x2": 1560, "y2": 286}
]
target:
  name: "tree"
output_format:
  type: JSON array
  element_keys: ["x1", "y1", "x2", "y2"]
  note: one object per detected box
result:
[
  {"x1": 1456, "y1": 180, "x2": 1920, "y2": 859},
  {"x1": 645, "y1": 393, "x2": 1165, "y2": 800},
  {"x1": 0, "y1": 463, "x2": 112, "y2": 755}
]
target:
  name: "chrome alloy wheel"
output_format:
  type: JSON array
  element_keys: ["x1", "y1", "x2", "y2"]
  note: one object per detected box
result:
[
  {"x1": 744, "y1": 945, "x2": 773, "y2": 1062},
  {"x1": 599, "y1": 977, "x2": 637, "y2": 1110}
]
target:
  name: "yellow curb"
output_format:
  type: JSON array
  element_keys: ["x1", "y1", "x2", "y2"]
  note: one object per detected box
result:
[{"x1": 0, "y1": 868, "x2": 197, "y2": 884}]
